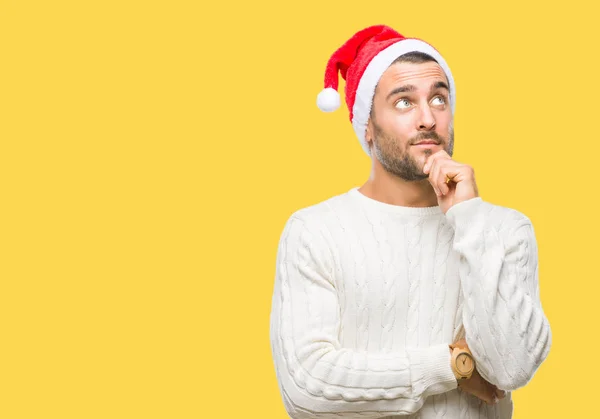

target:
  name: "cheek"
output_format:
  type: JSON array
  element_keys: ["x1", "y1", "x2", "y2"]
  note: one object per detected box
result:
[
  {"x1": 389, "y1": 119, "x2": 414, "y2": 142},
  {"x1": 381, "y1": 110, "x2": 414, "y2": 137},
  {"x1": 435, "y1": 110, "x2": 452, "y2": 130}
]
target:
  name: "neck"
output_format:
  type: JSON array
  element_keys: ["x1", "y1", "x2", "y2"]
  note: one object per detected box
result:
[{"x1": 359, "y1": 159, "x2": 439, "y2": 208}]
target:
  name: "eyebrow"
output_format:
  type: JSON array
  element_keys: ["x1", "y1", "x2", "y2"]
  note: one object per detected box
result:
[{"x1": 386, "y1": 81, "x2": 450, "y2": 100}]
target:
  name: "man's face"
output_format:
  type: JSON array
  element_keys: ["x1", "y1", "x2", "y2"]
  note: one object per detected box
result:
[{"x1": 366, "y1": 60, "x2": 454, "y2": 181}]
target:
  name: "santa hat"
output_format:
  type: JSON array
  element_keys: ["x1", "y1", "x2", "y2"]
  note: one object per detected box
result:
[{"x1": 316, "y1": 25, "x2": 456, "y2": 156}]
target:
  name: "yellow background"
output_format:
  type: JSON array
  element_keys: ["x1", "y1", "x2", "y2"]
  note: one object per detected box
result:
[{"x1": 0, "y1": 0, "x2": 595, "y2": 417}]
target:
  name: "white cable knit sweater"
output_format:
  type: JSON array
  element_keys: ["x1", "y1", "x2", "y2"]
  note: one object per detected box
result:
[{"x1": 269, "y1": 187, "x2": 551, "y2": 419}]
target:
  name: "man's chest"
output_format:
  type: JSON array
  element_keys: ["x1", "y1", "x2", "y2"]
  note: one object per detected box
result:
[{"x1": 326, "y1": 217, "x2": 463, "y2": 340}]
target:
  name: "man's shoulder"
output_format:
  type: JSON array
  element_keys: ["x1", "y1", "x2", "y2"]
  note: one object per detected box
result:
[{"x1": 286, "y1": 188, "x2": 355, "y2": 227}]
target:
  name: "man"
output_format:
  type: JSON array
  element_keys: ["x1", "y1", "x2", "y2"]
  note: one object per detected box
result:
[{"x1": 269, "y1": 25, "x2": 551, "y2": 419}]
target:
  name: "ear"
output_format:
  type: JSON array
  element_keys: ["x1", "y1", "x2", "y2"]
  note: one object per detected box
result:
[{"x1": 365, "y1": 116, "x2": 374, "y2": 146}]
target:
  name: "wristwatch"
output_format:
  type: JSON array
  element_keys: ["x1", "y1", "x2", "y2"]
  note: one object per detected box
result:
[{"x1": 449, "y1": 341, "x2": 475, "y2": 381}]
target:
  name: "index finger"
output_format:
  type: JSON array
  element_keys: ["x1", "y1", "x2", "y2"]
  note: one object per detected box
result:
[{"x1": 423, "y1": 150, "x2": 450, "y2": 174}]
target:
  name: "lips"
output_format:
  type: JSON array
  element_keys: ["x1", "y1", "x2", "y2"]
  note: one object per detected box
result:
[{"x1": 413, "y1": 141, "x2": 440, "y2": 145}]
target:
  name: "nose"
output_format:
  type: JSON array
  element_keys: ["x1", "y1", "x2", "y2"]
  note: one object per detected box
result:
[{"x1": 417, "y1": 104, "x2": 436, "y2": 131}]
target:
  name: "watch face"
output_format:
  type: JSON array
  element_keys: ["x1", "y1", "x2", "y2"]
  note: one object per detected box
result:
[{"x1": 456, "y1": 353, "x2": 474, "y2": 375}]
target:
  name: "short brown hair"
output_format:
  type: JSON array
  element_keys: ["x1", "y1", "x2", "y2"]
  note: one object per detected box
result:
[{"x1": 391, "y1": 51, "x2": 438, "y2": 65}]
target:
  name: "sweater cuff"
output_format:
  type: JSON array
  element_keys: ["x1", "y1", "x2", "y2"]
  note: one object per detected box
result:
[
  {"x1": 408, "y1": 344, "x2": 458, "y2": 398},
  {"x1": 445, "y1": 197, "x2": 486, "y2": 232}
]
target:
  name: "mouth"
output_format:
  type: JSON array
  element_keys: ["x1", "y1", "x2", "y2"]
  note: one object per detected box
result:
[{"x1": 412, "y1": 141, "x2": 440, "y2": 147}]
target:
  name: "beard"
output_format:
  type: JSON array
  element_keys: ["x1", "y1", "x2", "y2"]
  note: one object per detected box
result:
[{"x1": 371, "y1": 121, "x2": 454, "y2": 181}]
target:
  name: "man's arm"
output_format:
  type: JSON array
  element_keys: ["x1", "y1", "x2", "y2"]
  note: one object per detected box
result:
[
  {"x1": 445, "y1": 197, "x2": 552, "y2": 391},
  {"x1": 269, "y1": 214, "x2": 457, "y2": 419}
]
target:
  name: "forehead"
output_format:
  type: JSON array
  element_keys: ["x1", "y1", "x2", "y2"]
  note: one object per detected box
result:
[{"x1": 378, "y1": 61, "x2": 448, "y2": 91}]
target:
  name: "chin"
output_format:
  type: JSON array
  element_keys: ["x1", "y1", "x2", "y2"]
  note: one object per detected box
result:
[
  {"x1": 422, "y1": 148, "x2": 435, "y2": 156},
  {"x1": 415, "y1": 154, "x2": 429, "y2": 167}
]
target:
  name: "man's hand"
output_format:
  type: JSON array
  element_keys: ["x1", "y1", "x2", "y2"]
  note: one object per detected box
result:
[
  {"x1": 451, "y1": 339, "x2": 506, "y2": 405},
  {"x1": 422, "y1": 150, "x2": 479, "y2": 214},
  {"x1": 459, "y1": 366, "x2": 506, "y2": 405}
]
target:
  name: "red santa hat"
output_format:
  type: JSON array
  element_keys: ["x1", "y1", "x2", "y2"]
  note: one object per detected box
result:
[{"x1": 317, "y1": 25, "x2": 456, "y2": 156}]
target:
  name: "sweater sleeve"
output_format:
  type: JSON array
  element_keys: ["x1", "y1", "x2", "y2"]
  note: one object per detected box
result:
[
  {"x1": 445, "y1": 197, "x2": 552, "y2": 391},
  {"x1": 269, "y1": 214, "x2": 458, "y2": 419}
]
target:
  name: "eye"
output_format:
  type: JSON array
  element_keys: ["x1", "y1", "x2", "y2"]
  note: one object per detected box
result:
[
  {"x1": 395, "y1": 98, "x2": 411, "y2": 109},
  {"x1": 432, "y1": 96, "x2": 446, "y2": 106}
]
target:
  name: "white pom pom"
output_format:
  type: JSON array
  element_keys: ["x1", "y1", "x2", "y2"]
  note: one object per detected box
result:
[{"x1": 316, "y1": 87, "x2": 340, "y2": 112}]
